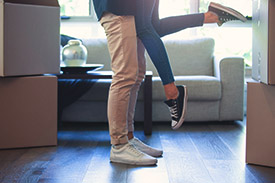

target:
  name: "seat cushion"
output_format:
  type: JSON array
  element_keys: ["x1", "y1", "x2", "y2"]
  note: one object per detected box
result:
[
  {"x1": 152, "y1": 76, "x2": 222, "y2": 101},
  {"x1": 79, "y1": 76, "x2": 221, "y2": 102}
]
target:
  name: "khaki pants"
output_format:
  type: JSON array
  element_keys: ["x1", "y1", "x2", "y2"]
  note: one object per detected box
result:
[{"x1": 100, "y1": 13, "x2": 146, "y2": 145}]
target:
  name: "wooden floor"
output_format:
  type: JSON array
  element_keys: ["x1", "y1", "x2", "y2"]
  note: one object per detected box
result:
[{"x1": 1, "y1": 118, "x2": 275, "y2": 183}]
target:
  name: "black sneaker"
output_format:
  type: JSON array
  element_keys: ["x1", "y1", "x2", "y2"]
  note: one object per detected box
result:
[
  {"x1": 164, "y1": 85, "x2": 187, "y2": 130},
  {"x1": 208, "y1": 2, "x2": 247, "y2": 26}
]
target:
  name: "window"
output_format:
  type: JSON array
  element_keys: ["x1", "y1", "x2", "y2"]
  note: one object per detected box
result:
[
  {"x1": 199, "y1": 0, "x2": 252, "y2": 66},
  {"x1": 59, "y1": 0, "x2": 91, "y2": 17},
  {"x1": 159, "y1": 0, "x2": 252, "y2": 67},
  {"x1": 199, "y1": 0, "x2": 252, "y2": 17},
  {"x1": 60, "y1": 0, "x2": 252, "y2": 66},
  {"x1": 159, "y1": 0, "x2": 190, "y2": 18}
]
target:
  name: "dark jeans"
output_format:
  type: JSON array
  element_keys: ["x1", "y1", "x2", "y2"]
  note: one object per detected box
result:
[{"x1": 135, "y1": 0, "x2": 204, "y2": 85}]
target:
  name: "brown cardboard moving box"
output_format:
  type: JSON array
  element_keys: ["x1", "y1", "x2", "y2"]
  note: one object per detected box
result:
[
  {"x1": 0, "y1": 75, "x2": 57, "y2": 149},
  {"x1": 252, "y1": 0, "x2": 275, "y2": 84},
  {"x1": 246, "y1": 81, "x2": 275, "y2": 167},
  {"x1": 0, "y1": 0, "x2": 60, "y2": 77}
]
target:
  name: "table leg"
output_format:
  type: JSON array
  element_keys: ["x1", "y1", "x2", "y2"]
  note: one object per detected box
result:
[{"x1": 144, "y1": 74, "x2": 152, "y2": 135}]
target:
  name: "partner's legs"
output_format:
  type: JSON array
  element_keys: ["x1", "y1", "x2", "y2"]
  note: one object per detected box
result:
[
  {"x1": 164, "y1": 82, "x2": 179, "y2": 100},
  {"x1": 137, "y1": 24, "x2": 180, "y2": 100},
  {"x1": 135, "y1": 0, "x2": 175, "y2": 87},
  {"x1": 134, "y1": 0, "x2": 188, "y2": 130},
  {"x1": 204, "y1": 11, "x2": 220, "y2": 24}
]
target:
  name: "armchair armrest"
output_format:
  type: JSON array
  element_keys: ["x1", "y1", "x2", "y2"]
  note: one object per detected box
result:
[{"x1": 214, "y1": 56, "x2": 245, "y2": 121}]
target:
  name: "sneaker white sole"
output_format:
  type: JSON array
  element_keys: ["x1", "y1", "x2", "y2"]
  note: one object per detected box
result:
[
  {"x1": 110, "y1": 158, "x2": 157, "y2": 166},
  {"x1": 172, "y1": 86, "x2": 188, "y2": 130},
  {"x1": 209, "y1": 2, "x2": 247, "y2": 22}
]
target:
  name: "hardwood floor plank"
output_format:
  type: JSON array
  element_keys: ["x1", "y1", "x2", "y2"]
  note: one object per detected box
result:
[
  {"x1": 0, "y1": 129, "x2": 77, "y2": 183},
  {"x1": 157, "y1": 124, "x2": 213, "y2": 183},
  {"x1": 246, "y1": 164, "x2": 275, "y2": 183},
  {"x1": 0, "y1": 121, "x2": 275, "y2": 183},
  {"x1": 157, "y1": 124, "x2": 197, "y2": 153},
  {"x1": 203, "y1": 159, "x2": 259, "y2": 183},
  {"x1": 0, "y1": 147, "x2": 56, "y2": 183},
  {"x1": 164, "y1": 152, "x2": 213, "y2": 183},
  {"x1": 208, "y1": 121, "x2": 246, "y2": 163},
  {"x1": 0, "y1": 148, "x2": 28, "y2": 182},
  {"x1": 82, "y1": 141, "x2": 128, "y2": 183},
  {"x1": 186, "y1": 124, "x2": 237, "y2": 160},
  {"x1": 39, "y1": 125, "x2": 109, "y2": 182},
  {"x1": 126, "y1": 158, "x2": 169, "y2": 183},
  {"x1": 38, "y1": 178, "x2": 82, "y2": 183}
]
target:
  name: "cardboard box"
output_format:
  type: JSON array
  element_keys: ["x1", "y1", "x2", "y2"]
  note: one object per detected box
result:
[
  {"x1": 252, "y1": 0, "x2": 275, "y2": 84},
  {"x1": 0, "y1": 75, "x2": 57, "y2": 149},
  {"x1": 246, "y1": 81, "x2": 275, "y2": 167},
  {"x1": 0, "y1": 0, "x2": 60, "y2": 77}
]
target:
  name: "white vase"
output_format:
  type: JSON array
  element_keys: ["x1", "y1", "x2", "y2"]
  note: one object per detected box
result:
[{"x1": 62, "y1": 40, "x2": 88, "y2": 66}]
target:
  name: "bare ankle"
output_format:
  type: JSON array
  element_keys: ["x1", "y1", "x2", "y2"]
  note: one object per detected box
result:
[
  {"x1": 204, "y1": 11, "x2": 219, "y2": 24},
  {"x1": 164, "y1": 82, "x2": 178, "y2": 100}
]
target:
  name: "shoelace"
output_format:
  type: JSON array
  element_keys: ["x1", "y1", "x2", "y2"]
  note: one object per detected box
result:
[
  {"x1": 219, "y1": 11, "x2": 238, "y2": 22},
  {"x1": 169, "y1": 101, "x2": 178, "y2": 119},
  {"x1": 128, "y1": 144, "x2": 144, "y2": 156},
  {"x1": 132, "y1": 138, "x2": 151, "y2": 150},
  {"x1": 219, "y1": 17, "x2": 236, "y2": 22}
]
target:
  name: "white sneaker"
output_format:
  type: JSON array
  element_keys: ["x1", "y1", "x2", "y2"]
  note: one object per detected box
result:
[
  {"x1": 129, "y1": 137, "x2": 163, "y2": 157},
  {"x1": 110, "y1": 143, "x2": 157, "y2": 165}
]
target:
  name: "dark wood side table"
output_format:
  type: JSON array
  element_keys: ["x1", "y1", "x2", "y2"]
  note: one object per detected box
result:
[{"x1": 57, "y1": 70, "x2": 153, "y2": 135}]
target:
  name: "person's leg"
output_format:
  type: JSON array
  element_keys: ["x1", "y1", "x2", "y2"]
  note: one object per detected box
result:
[
  {"x1": 151, "y1": 0, "x2": 244, "y2": 37},
  {"x1": 135, "y1": 0, "x2": 176, "y2": 96},
  {"x1": 204, "y1": 11, "x2": 220, "y2": 24},
  {"x1": 135, "y1": 0, "x2": 187, "y2": 130},
  {"x1": 127, "y1": 38, "x2": 146, "y2": 136},
  {"x1": 150, "y1": 1, "x2": 217, "y2": 37},
  {"x1": 127, "y1": 38, "x2": 163, "y2": 157},
  {"x1": 136, "y1": 1, "x2": 171, "y2": 84},
  {"x1": 154, "y1": 12, "x2": 218, "y2": 37},
  {"x1": 100, "y1": 12, "x2": 157, "y2": 165},
  {"x1": 136, "y1": 23, "x2": 187, "y2": 129},
  {"x1": 208, "y1": 2, "x2": 247, "y2": 26},
  {"x1": 100, "y1": 13, "x2": 138, "y2": 145}
]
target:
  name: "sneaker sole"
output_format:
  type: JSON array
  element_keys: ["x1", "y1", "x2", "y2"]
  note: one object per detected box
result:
[
  {"x1": 110, "y1": 158, "x2": 157, "y2": 166},
  {"x1": 209, "y1": 2, "x2": 247, "y2": 22},
  {"x1": 172, "y1": 86, "x2": 188, "y2": 130},
  {"x1": 140, "y1": 149, "x2": 163, "y2": 157}
]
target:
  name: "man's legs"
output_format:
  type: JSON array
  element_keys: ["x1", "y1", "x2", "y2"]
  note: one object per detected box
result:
[
  {"x1": 126, "y1": 38, "x2": 163, "y2": 157},
  {"x1": 100, "y1": 13, "x2": 157, "y2": 165},
  {"x1": 127, "y1": 38, "x2": 146, "y2": 135},
  {"x1": 100, "y1": 13, "x2": 139, "y2": 145}
]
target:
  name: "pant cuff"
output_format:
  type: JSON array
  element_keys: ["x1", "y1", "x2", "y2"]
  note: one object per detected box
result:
[{"x1": 111, "y1": 136, "x2": 129, "y2": 145}]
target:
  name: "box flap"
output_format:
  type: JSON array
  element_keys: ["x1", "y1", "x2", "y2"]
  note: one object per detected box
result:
[{"x1": 3, "y1": 0, "x2": 59, "y2": 7}]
